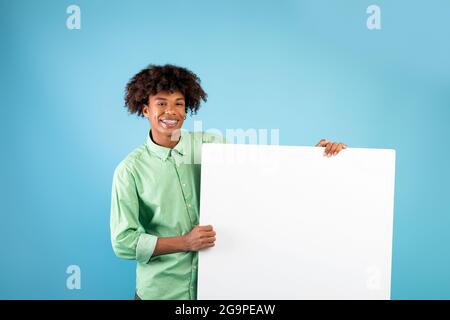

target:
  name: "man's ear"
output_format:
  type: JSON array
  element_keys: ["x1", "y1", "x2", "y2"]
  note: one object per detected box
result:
[{"x1": 142, "y1": 104, "x2": 149, "y2": 118}]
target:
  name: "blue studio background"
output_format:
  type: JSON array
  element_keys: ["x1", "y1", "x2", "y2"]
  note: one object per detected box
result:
[{"x1": 1, "y1": 0, "x2": 449, "y2": 299}]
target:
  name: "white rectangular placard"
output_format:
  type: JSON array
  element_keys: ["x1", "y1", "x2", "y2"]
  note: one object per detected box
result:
[{"x1": 198, "y1": 144, "x2": 396, "y2": 300}]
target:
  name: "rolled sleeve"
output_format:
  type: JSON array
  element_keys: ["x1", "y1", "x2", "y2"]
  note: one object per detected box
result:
[
  {"x1": 110, "y1": 164, "x2": 156, "y2": 263},
  {"x1": 136, "y1": 233, "x2": 158, "y2": 263}
]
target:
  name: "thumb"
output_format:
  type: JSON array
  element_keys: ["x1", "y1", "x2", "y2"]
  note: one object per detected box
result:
[{"x1": 315, "y1": 139, "x2": 329, "y2": 147}]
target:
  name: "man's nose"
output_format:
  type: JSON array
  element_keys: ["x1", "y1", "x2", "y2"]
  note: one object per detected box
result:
[{"x1": 164, "y1": 104, "x2": 176, "y2": 114}]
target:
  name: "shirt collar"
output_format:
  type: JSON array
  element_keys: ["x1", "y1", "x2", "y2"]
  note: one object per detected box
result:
[{"x1": 145, "y1": 129, "x2": 188, "y2": 161}]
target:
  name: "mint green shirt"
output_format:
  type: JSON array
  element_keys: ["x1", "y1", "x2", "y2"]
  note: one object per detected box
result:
[{"x1": 110, "y1": 130, "x2": 225, "y2": 300}]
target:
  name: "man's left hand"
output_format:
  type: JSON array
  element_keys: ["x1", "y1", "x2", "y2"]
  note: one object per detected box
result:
[{"x1": 315, "y1": 139, "x2": 348, "y2": 157}]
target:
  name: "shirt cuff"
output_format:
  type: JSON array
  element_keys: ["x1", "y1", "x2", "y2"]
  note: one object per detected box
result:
[{"x1": 136, "y1": 233, "x2": 158, "y2": 263}]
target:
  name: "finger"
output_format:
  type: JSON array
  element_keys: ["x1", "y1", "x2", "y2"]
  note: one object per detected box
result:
[
  {"x1": 324, "y1": 143, "x2": 333, "y2": 155},
  {"x1": 204, "y1": 237, "x2": 216, "y2": 243},
  {"x1": 200, "y1": 241, "x2": 216, "y2": 249},
  {"x1": 342, "y1": 144, "x2": 348, "y2": 149},
  {"x1": 332, "y1": 144, "x2": 343, "y2": 156},
  {"x1": 201, "y1": 231, "x2": 216, "y2": 238},
  {"x1": 329, "y1": 143, "x2": 340, "y2": 156},
  {"x1": 199, "y1": 225, "x2": 213, "y2": 231}
]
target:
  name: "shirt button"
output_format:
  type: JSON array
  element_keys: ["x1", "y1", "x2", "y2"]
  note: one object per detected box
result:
[
  {"x1": 187, "y1": 204, "x2": 191, "y2": 208},
  {"x1": 182, "y1": 183, "x2": 186, "y2": 187}
]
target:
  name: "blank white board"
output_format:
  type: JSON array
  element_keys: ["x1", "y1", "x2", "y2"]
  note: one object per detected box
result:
[{"x1": 198, "y1": 144, "x2": 396, "y2": 300}]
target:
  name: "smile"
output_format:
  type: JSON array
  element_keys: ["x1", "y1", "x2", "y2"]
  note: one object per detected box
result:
[{"x1": 159, "y1": 119, "x2": 179, "y2": 128}]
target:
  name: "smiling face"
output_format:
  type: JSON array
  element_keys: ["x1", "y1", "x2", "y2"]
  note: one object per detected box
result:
[{"x1": 143, "y1": 91, "x2": 186, "y2": 148}]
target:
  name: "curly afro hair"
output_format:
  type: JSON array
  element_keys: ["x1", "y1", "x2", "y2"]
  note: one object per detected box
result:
[{"x1": 124, "y1": 64, "x2": 207, "y2": 117}]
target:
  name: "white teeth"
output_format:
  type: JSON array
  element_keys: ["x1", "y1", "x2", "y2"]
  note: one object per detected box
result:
[{"x1": 161, "y1": 120, "x2": 177, "y2": 124}]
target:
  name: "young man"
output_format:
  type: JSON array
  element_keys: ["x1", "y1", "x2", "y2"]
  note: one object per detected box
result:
[{"x1": 110, "y1": 64, "x2": 347, "y2": 300}]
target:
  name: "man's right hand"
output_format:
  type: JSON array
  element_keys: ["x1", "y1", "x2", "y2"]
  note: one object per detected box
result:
[{"x1": 184, "y1": 225, "x2": 216, "y2": 251}]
